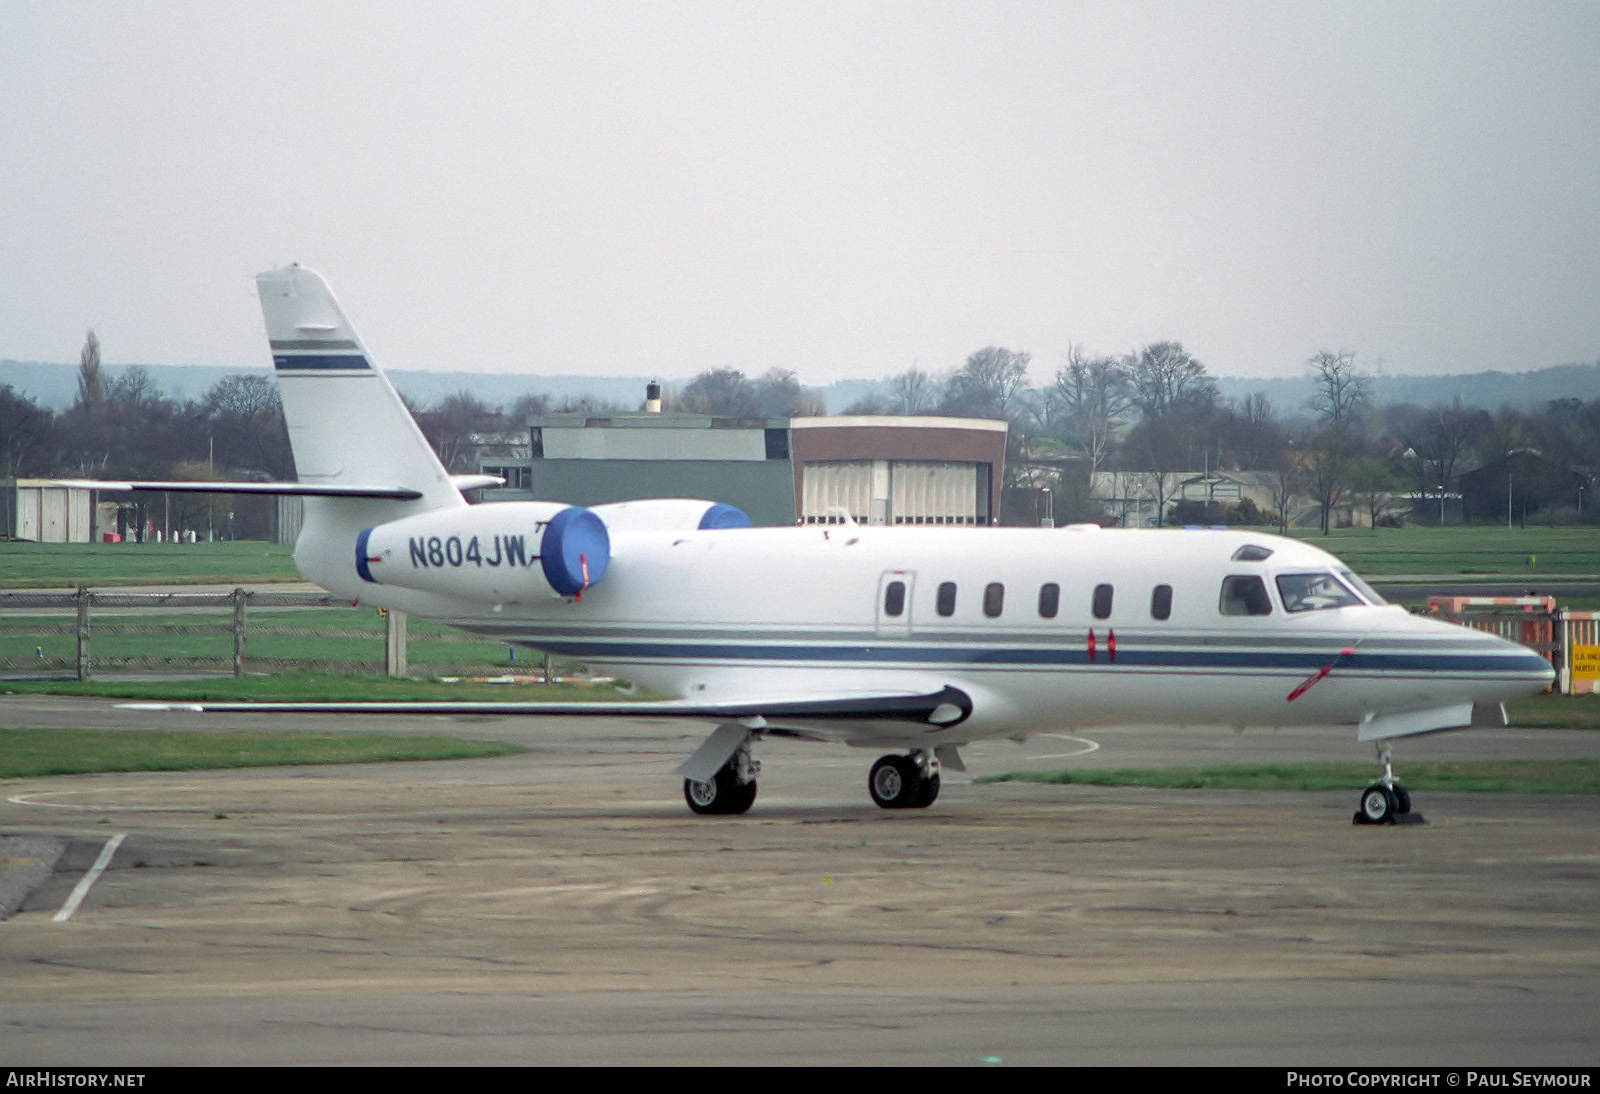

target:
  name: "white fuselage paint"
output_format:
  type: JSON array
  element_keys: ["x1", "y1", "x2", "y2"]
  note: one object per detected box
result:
[{"x1": 293, "y1": 513, "x2": 1555, "y2": 748}]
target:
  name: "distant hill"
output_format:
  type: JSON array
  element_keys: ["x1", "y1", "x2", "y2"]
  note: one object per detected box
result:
[
  {"x1": 1214, "y1": 362, "x2": 1600, "y2": 419},
  {"x1": 4, "y1": 358, "x2": 1596, "y2": 417}
]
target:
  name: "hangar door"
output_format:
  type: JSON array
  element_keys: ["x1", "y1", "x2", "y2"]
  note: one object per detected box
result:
[
  {"x1": 801, "y1": 460, "x2": 985, "y2": 525},
  {"x1": 888, "y1": 461, "x2": 981, "y2": 525}
]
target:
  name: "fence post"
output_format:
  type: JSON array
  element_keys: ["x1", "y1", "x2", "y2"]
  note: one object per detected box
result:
[
  {"x1": 76, "y1": 587, "x2": 91, "y2": 680},
  {"x1": 232, "y1": 587, "x2": 247, "y2": 677},
  {"x1": 384, "y1": 609, "x2": 408, "y2": 678}
]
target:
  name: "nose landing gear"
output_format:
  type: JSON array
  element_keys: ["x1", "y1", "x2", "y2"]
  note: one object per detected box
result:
[{"x1": 1354, "y1": 743, "x2": 1424, "y2": 825}]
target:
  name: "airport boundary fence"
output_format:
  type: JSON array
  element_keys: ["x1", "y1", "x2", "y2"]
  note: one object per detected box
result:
[
  {"x1": 1426, "y1": 595, "x2": 1599, "y2": 695},
  {"x1": 0, "y1": 589, "x2": 532, "y2": 679}
]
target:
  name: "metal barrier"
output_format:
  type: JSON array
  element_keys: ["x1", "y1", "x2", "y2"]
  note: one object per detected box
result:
[
  {"x1": 1561, "y1": 610, "x2": 1600, "y2": 696},
  {"x1": 0, "y1": 589, "x2": 511, "y2": 679},
  {"x1": 1425, "y1": 595, "x2": 1598, "y2": 696}
]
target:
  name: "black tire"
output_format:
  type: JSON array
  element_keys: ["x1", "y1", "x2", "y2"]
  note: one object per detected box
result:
[
  {"x1": 1357, "y1": 783, "x2": 1398, "y2": 824},
  {"x1": 869, "y1": 755, "x2": 931, "y2": 809},
  {"x1": 914, "y1": 771, "x2": 941, "y2": 808},
  {"x1": 1393, "y1": 786, "x2": 1412, "y2": 815},
  {"x1": 684, "y1": 767, "x2": 757, "y2": 815}
]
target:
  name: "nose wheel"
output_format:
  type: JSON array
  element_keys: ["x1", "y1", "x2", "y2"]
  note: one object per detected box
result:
[
  {"x1": 869, "y1": 752, "x2": 940, "y2": 809},
  {"x1": 1354, "y1": 744, "x2": 1423, "y2": 825}
]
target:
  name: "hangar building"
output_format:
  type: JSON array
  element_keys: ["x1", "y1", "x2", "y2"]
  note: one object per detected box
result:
[{"x1": 479, "y1": 411, "x2": 1007, "y2": 527}]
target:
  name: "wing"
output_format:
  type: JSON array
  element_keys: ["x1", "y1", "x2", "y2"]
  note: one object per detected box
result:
[{"x1": 119, "y1": 686, "x2": 973, "y2": 731}]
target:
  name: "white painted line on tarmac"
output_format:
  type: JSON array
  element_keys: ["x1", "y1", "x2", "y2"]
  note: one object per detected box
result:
[
  {"x1": 1030, "y1": 733, "x2": 1101, "y2": 760},
  {"x1": 53, "y1": 832, "x2": 125, "y2": 923},
  {"x1": 9, "y1": 786, "x2": 205, "y2": 812}
]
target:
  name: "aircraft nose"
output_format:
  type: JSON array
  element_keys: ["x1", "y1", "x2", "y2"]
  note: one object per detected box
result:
[{"x1": 1480, "y1": 627, "x2": 1558, "y2": 696}]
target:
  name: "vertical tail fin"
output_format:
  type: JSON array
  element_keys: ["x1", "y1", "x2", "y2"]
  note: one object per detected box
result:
[{"x1": 256, "y1": 265, "x2": 462, "y2": 511}]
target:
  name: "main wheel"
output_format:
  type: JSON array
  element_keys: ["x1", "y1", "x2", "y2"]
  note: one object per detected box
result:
[
  {"x1": 684, "y1": 766, "x2": 757, "y2": 815},
  {"x1": 1357, "y1": 783, "x2": 1398, "y2": 824},
  {"x1": 869, "y1": 755, "x2": 936, "y2": 809}
]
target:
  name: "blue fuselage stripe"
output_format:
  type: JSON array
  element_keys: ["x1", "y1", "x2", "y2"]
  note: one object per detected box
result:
[
  {"x1": 273, "y1": 354, "x2": 371, "y2": 371},
  {"x1": 499, "y1": 638, "x2": 1550, "y2": 676}
]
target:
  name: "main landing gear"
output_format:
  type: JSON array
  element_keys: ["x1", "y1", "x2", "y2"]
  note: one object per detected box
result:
[
  {"x1": 1353, "y1": 743, "x2": 1423, "y2": 825},
  {"x1": 684, "y1": 738, "x2": 759, "y2": 815},
  {"x1": 869, "y1": 751, "x2": 940, "y2": 809}
]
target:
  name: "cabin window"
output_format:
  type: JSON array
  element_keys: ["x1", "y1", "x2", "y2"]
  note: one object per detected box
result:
[
  {"x1": 1219, "y1": 575, "x2": 1273, "y2": 616},
  {"x1": 883, "y1": 581, "x2": 906, "y2": 617},
  {"x1": 983, "y1": 583, "x2": 1005, "y2": 618},
  {"x1": 936, "y1": 582, "x2": 957, "y2": 617},
  {"x1": 1092, "y1": 583, "x2": 1113, "y2": 620},
  {"x1": 1276, "y1": 572, "x2": 1363, "y2": 613},
  {"x1": 1151, "y1": 584, "x2": 1172, "y2": 620},
  {"x1": 1038, "y1": 583, "x2": 1059, "y2": 619}
]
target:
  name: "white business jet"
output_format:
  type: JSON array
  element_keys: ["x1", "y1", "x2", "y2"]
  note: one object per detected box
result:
[{"x1": 82, "y1": 267, "x2": 1557, "y2": 822}]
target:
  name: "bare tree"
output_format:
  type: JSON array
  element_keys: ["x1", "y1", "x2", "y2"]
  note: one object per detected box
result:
[
  {"x1": 1307, "y1": 350, "x2": 1370, "y2": 433},
  {"x1": 888, "y1": 367, "x2": 939, "y2": 415},
  {"x1": 1306, "y1": 350, "x2": 1372, "y2": 534},
  {"x1": 1052, "y1": 346, "x2": 1131, "y2": 474},
  {"x1": 0, "y1": 384, "x2": 53, "y2": 478},
  {"x1": 415, "y1": 389, "x2": 507, "y2": 471},
  {"x1": 1267, "y1": 447, "x2": 1305, "y2": 535},
  {"x1": 940, "y1": 347, "x2": 1031, "y2": 420},
  {"x1": 751, "y1": 368, "x2": 824, "y2": 417},
  {"x1": 1388, "y1": 398, "x2": 1487, "y2": 525},
  {"x1": 1222, "y1": 393, "x2": 1289, "y2": 470},
  {"x1": 1345, "y1": 455, "x2": 1402, "y2": 530},
  {"x1": 1125, "y1": 342, "x2": 1216, "y2": 420},
  {"x1": 74, "y1": 329, "x2": 105, "y2": 416},
  {"x1": 674, "y1": 368, "x2": 759, "y2": 416}
]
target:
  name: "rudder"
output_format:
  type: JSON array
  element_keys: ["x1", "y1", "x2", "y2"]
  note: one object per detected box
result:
[{"x1": 257, "y1": 265, "x2": 461, "y2": 511}]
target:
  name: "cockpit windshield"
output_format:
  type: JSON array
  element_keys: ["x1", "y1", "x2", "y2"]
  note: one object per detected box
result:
[
  {"x1": 1275, "y1": 572, "x2": 1365, "y2": 613},
  {"x1": 1338, "y1": 568, "x2": 1386, "y2": 606}
]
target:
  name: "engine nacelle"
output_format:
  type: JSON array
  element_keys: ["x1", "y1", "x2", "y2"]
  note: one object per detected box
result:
[
  {"x1": 589, "y1": 499, "x2": 752, "y2": 534},
  {"x1": 355, "y1": 502, "x2": 609, "y2": 600}
]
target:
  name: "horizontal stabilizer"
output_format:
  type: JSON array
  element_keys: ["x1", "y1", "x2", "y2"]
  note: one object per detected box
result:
[
  {"x1": 119, "y1": 686, "x2": 973, "y2": 728},
  {"x1": 48, "y1": 479, "x2": 423, "y2": 500}
]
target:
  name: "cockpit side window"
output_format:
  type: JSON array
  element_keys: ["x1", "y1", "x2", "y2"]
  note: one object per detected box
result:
[
  {"x1": 1219, "y1": 575, "x2": 1273, "y2": 616},
  {"x1": 1276, "y1": 572, "x2": 1364, "y2": 613},
  {"x1": 1339, "y1": 568, "x2": 1386, "y2": 605}
]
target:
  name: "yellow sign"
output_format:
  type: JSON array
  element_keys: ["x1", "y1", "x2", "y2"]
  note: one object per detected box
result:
[{"x1": 1573, "y1": 646, "x2": 1600, "y2": 682}]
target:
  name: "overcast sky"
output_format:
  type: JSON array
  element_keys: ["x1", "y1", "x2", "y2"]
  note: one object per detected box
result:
[{"x1": 2, "y1": 1, "x2": 1596, "y2": 387}]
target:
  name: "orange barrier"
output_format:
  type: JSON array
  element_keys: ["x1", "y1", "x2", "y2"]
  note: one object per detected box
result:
[{"x1": 1426, "y1": 596, "x2": 1598, "y2": 695}]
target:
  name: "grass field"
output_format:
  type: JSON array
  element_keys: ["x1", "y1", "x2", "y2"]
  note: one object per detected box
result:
[
  {"x1": 0, "y1": 670, "x2": 636, "y2": 702},
  {"x1": 1284, "y1": 524, "x2": 1599, "y2": 575},
  {"x1": 0, "y1": 728, "x2": 523, "y2": 779},
  {"x1": 0, "y1": 602, "x2": 542, "y2": 674},
  {"x1": 0, "y1": 540, "x2": 299, "y2": 588}
]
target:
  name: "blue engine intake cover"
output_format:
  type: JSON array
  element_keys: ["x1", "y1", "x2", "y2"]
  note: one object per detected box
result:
[{"x1": 541, "y1": 506, "x2": 611, "y2": 595}]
